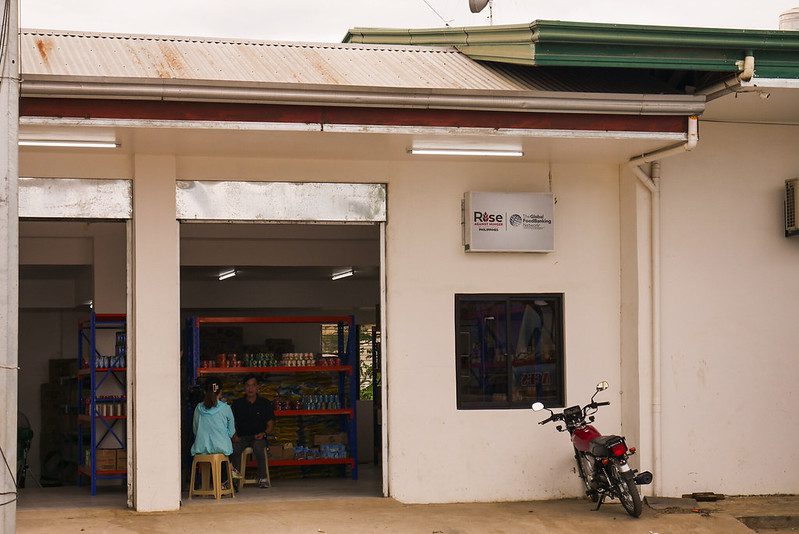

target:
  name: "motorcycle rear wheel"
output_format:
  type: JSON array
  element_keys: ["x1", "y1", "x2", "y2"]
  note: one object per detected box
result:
[{"x1": 611, "y1": 464, "x2": 642, "y2": 518}]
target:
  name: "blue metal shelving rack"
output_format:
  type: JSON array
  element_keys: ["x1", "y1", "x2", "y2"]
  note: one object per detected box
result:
[{"x1": 77, "y1": 312, "x2": 127, "y2": 495}]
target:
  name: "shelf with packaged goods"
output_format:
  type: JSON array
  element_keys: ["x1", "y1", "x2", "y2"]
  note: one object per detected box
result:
[
  {"x1": 77, "y1": 311, "x2": 128, "y2": 494},
  {"x1": 78, "y1": 415, "x2": 126, "y2": 423},
  {"x1": 198, "y1": 365, "x2": 352, "y2": 375},
  {"x1": 267, "y1": 458, "x2": 356, "y2": 468},
  {"x1": 78, "y1": 465, "x2": 126, "y2": 477},
  {"x1": 274, "y1": 409, "x2": 353, "y2": 418},
  {"x1": 78, "y1": 367, "x2": 126, "y2": 376},
  {"x1": 187, "y1": 313, "x2": 359, "y2": 480}
]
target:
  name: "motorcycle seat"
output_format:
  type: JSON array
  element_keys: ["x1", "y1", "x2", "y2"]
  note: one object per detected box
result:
[{"x1": 589, "y1": 435, "x2": 623, "y2": 457}]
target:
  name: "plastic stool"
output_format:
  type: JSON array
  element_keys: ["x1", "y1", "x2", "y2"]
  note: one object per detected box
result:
[
  {"x1": 189, "y1": 454, "x2": 235, "y2": 499},
  {"x1": 238, "y1": 446, "x2": 270, "y2": 490}
]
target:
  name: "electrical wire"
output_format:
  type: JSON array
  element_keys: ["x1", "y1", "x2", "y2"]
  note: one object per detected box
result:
[
  {"x1": 0, "y1": 441, "x2": 18, "y2": 506},
  {"x1": 420, "y1": 0, "x2": 452, "y2": 26},
  {"x1": 0, "y1": 0, "x2": 11, "y2": 87}
]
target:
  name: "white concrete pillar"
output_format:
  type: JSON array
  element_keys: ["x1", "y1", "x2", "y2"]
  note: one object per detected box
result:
[
  {"x1": 0, "y1": 0, "x2": 19, "y2": 530},
  {"x1": 130, "y1": 155, "x2": 180, "y2": 511}
]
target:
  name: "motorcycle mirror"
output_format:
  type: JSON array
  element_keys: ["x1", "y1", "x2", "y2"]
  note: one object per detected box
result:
[
  {"x1": 596, "y1": 381, "x2": 609, "y2": 391},
  {"x1": 531, "y1": 402, "x2": 545, "y2": 412}
]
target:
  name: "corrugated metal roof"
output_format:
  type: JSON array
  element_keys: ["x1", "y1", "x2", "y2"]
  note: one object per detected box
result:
[
  {"x1": 20, "y1": 29, "x2": 541, "y2": 92},
  {"x1": 346, "y1": 21, "x2": 799, "y2": 79},
  {"x1": 19, "y1": 29, "x2": 680, "y2": 94}
]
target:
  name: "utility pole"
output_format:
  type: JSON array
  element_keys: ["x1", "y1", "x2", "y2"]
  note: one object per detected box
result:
[{"x1": 0, "y1": 0, "x2": 19, "y2": 531}]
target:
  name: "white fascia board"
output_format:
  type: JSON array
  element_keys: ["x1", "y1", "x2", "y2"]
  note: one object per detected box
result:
[
  {"x1": 740, "y1": 77, "x2": 799, "y2": 89},
  {"x1": 21, "y1": 117, "x2": 687, "y2": 141}
]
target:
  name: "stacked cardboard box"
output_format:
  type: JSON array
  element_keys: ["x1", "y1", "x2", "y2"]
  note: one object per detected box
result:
[
  {"x1": 268, "y1": 443, "x2": 295, "y2": 460},
  {"x1": 116, "y1": 449, "x2": 127, "y2": 470},
  {"x1": 95, "y1": 449, "x2": 117, "y2": 471},
  {"x1": 313, "y1": 432, "x2": 348, "y2": 446}
]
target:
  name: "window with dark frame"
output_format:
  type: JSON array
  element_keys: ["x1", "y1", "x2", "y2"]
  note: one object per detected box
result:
[{"x1": 455, "y1": 294, "x2": 564, "y2": 409}]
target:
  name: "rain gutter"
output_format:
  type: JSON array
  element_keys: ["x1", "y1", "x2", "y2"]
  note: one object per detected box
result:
[{"x1": 20, "y1": 80, "x2": 705, "y2": 116}]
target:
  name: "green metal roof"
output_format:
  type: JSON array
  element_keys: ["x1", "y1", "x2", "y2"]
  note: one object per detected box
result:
[{"x1": 344, "y1": 20, "x2": 799, "y2": 79}]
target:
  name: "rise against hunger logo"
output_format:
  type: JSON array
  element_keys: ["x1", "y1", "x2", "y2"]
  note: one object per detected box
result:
[{"x1": 473, "y1": 211, "x2": 504, "y2": 232}]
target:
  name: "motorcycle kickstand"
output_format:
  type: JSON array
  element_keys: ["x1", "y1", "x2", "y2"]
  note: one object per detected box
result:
[{"x1": 593, "y1": 494, "x2": 605, "y2": 511}]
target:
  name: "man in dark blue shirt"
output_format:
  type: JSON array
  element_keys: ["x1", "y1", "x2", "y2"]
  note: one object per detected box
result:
[{"x1": 231, "y1": 374, "x2": 275, "y2": 488}]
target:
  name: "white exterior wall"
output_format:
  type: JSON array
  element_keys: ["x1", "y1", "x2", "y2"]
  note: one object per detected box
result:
[
  {"x1": 175, "y1": 156, "x2": 624, "y2": 503},
  {"x1": 19, "y1": 150, "x2": 625, "y2": 504},
  {"x1": 658, "y1": 122, "x2": 799, "y2": 496}
]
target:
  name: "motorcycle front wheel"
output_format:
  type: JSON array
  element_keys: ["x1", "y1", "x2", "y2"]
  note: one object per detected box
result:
[{"x1": 610, "y1": 463, "x2": 643, "y2": 518}]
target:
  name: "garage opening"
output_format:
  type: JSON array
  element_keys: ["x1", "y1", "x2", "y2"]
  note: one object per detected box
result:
[
  {"x1": 179, "y1": 222, "x2": 383, "y2": 499},
  {"x1": 17, "y1": 220, "x2": 129, "y2": 508}
]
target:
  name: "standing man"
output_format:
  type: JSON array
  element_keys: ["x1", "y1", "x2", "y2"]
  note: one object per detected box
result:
[{"x1": 231, "y1": 374, "x2": 275, "y2": 488}]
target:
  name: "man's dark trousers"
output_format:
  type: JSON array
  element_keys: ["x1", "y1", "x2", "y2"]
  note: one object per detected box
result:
[{"x1": 232, "y1": 436, "x2": 268, "y2": 479}]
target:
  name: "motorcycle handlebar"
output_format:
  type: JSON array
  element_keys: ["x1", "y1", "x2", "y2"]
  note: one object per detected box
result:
[
  {"x1": 538, "y1": 414, "x2": 562, "y2": 425},
  {"x1": 595, "y1": 401, "x2": 610, "y2": 406}
]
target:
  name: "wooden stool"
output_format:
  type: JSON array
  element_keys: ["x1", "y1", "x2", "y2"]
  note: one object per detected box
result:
[
  {"x1": 189, "y1": 454, "x2": 235, "y2": 500},
  {"x1": 238, "y1": 446, "x2": 270, "y2": 490}
]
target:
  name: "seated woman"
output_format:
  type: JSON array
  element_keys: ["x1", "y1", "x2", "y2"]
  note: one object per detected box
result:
[{"x1": 191, "y1": 377, "x2": 240, "y2": 486}]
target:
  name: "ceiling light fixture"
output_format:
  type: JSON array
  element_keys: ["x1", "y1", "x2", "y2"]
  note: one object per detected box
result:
[
  {"x1": 218, "y1": 268, "x2": 237, "y2": 281},
  {"x1": 331, "y1": 268, "x2": 354, "y2": 281},
  {"x1": 409, "y1": 148, "x2": 523, "y2": 157},
  {"x1": 18, "y1": 140, "x2": 120, "y2": 149}
]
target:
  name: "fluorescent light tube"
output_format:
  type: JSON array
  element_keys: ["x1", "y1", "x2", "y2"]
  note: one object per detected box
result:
[
  {"x1": 18, "y1": 140, "x2": 119, "y2": 149},
  {"x1": 218, "y1": 269, "x2": 237, "y2": 281},
  {"x1": 331, "y1": 268, "x2": 354, "y2": 281},
  {"x1": 409, "y1": 148, "x2": 523, "y2": 157}
]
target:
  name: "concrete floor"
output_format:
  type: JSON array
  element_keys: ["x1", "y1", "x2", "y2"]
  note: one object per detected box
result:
[{"x1": 16, "y1": 469, "x2": 799, "y2": 533}]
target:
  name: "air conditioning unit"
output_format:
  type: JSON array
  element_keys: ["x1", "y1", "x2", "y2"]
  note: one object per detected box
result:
[{"x1": 787, "y1": 178, "x2": 799, "y2": 237}]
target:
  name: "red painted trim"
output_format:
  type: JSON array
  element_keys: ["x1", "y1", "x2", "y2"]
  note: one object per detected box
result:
[
  {"x1": 197, "y1": 315, "x2": 353, "y2": 325},
  {"x1": 198, "y1": 365, "x2": 352, "y2": 375},
  {"x1": 20, "y1": 97, "x2": 687, "y2": 133}
]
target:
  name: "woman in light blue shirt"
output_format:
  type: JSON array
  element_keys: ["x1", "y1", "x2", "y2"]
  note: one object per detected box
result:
[{"x1": 191, "y1": 378, "x2": 236, "y2": 458}]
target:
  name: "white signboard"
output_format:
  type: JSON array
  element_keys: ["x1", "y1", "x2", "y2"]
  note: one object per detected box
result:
[{"x1": 463, "y1": 191, "x2": 554, "y2": 252}]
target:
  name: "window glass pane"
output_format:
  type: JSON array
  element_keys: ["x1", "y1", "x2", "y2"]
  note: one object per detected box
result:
[
  {"x1": 509, "y1": 297, "x2": 562, "y2": 405},
  {"x1": 457, "y1": 299, "x2": 508, "y2": 404}
]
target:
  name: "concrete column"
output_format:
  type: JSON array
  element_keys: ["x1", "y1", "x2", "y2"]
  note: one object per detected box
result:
[
  {"x1": 130, "y1": 155, "x2": 180, "y2": 511},
  {"x1": 0, "y1": 0, "x2": 19, "y2": 530}
]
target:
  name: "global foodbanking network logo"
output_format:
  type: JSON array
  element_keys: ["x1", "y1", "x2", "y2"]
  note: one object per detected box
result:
[
  {"x1": 473, "y1": 211, "x2": 505, "y2": 232},
  {"x1": 509, "y1": 212, "x2": 552, "y2": 230}
]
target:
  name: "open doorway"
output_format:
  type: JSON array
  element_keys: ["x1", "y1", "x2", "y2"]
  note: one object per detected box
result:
[
  {"x1": 17, "y1": 220, "x2": 128, "y2": 508},
  {"x1": 179, "y1": 222, "x2": 383, "y2": 499}
]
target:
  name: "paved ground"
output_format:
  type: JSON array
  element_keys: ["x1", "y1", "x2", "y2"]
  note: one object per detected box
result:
[{"x1": 16, "y1": 494, "x2": 799, "y2": 533}]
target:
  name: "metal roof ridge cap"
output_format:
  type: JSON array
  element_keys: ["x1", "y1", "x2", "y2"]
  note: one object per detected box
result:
[{"x1": 21, "y1": 27, "x2": 463, "y2": 52}]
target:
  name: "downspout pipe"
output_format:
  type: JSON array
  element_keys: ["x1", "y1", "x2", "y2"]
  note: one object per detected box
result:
[
  {"x1": 627, "y1": 115, "x2": 698, "y2": 496},
  {"x1": 697, "y1": 53, "x2": 755, "y2": 101}
]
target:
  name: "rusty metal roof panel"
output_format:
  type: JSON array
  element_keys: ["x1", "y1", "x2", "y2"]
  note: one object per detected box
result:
[{"x1": 21, "y1": 29, "x2": 543, "y2": 92}]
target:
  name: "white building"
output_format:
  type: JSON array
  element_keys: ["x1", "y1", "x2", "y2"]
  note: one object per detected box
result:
[{"x1": 1, "y1": 18, "x2": 798, "y2": 524}]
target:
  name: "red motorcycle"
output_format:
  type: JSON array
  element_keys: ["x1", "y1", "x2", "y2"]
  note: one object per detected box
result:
[{"x1": 532, "y1": 381, "x2": 652, "y2": 517}]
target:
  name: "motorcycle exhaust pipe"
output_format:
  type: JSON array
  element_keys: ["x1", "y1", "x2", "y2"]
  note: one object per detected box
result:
[{"x1": 634, "y1": 471, "x2": 653, "y2": 485}]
